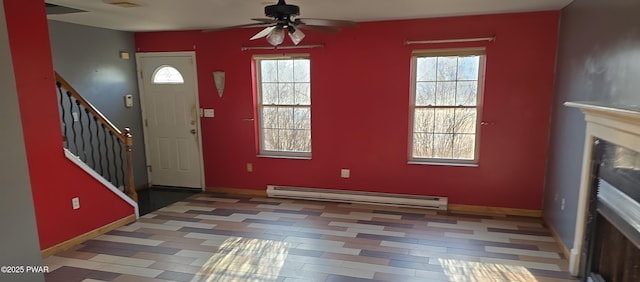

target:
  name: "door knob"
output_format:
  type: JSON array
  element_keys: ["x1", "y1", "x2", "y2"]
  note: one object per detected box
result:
[{"x1": 190, "y1": 129, "x2": 197, "y2": 134}]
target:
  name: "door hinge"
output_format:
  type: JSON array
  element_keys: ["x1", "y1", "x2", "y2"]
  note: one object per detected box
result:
[
  {"x1": 145, "y1": 119, "x2": 148, "y2": 127},
  {"x1": 147, "y1": 165, "x2": 152, "y2": 172}
]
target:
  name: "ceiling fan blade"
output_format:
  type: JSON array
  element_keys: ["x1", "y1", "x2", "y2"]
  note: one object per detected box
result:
[
  {"x1": 202, "y1": 22, "x2": 273, "y2": 32},
  {"x1": 250, "y1": 26, "x2": 276, "y2": 40},
  {"x1": 297, "y1": 18, "x2": 357, "y2": 28},
  {"x1": 250, "y1": 18, "x2": 278, "y2": 24},
  {"x1": 295, "y1": 24, "x2": 341, "y2": 33}
]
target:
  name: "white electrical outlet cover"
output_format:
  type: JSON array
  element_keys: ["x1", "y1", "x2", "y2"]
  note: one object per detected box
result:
[{"x1": 72, "y1": 197, "x2": 80, "y2": 210}]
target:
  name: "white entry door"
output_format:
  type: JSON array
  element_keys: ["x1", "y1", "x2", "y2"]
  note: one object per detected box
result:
[{"x1": 137, "y1": 52, "x2": 203, "y2": 189}]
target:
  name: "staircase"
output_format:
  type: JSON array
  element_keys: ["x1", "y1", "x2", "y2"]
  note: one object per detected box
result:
[{"x1": 54, "y1": 72, "x2": 138, "y2": 203}]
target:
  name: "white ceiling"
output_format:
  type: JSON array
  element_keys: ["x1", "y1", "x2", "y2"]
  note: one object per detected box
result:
[{"x1": 45, "y1": 0, "x2": 573, "y2": 32}]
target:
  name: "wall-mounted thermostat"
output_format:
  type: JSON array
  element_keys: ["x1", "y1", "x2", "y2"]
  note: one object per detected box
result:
[{"x1": 124, "y1": 94, "x2": 134, "y2": 108}]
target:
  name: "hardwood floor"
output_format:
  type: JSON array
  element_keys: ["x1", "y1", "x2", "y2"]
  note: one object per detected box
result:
[{"x1": 43, "y1": 192, "x2": 577, "y2": 282}]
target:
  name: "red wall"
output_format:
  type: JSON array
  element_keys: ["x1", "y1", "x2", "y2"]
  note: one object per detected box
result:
[
  {"x1": 4, "y1": 0, "x2": 135, "y2": 249},
  {"x1": 135, "y1": 11, "x2": 559, "y2": 210}
]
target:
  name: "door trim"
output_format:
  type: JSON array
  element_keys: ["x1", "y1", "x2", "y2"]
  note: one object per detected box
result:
[{"x1": 135, "y1": 51, "x2": 205, "y2": 190}]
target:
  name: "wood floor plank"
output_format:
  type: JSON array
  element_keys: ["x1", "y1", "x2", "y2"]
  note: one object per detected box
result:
[{"x1": 43, "y1": 192, "x2": 578, "y2": 281}]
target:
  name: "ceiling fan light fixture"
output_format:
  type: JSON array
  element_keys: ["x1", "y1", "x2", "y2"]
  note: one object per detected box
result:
[
  {"x1": 288, "y1": 26, "x2": 305, "y2": 45},
  {"x1": 229, "y1": 0, "x2": 356, "y2": 46},
  {"x1": 266, "y1": 26, "x2": 285, "y2": 46}
]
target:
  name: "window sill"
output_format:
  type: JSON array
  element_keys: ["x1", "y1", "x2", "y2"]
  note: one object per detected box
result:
[
  {"x1": 408, "y1": 161, "x2": 478, "y2": 167},
  {"x1": 257, "y1": 154, "x2": 312, "y2": 160}
]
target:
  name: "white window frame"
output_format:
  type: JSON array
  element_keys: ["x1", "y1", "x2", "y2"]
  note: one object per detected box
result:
[
  {"x1": 255, "y1": 54, "x2": 312, "y2": 158},
  {"x1": 151, "y1": 65, "x2": 185, "y2": 84},
  {"x1": 409, "y1": 48, "x2": 485, "y2": 165}
]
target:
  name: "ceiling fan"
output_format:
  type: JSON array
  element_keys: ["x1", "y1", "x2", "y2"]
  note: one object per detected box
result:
[{"x1": 226, "y1": 0, "x2": 357, "y2": 46}]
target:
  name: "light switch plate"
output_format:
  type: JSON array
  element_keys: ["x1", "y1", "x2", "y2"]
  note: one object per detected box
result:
[
  {"x1": 124, "y1": 94, "x2": 133, "y2": 108},
  {"x1": 203, "y1": 109, "x2": 215, "y2": 118},
  {"x1": 341, "y1": 169, "x2": 350, "y2": 178}
]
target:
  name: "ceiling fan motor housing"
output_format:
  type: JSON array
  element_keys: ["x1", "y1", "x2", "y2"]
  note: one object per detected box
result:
[{"x1": 265, "y1": 1, "x2": 300, "y2": 20}]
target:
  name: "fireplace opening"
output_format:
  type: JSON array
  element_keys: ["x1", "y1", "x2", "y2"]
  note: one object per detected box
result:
[{"x1": 583, "y1": 139, "x2": 640, "y2": 281}]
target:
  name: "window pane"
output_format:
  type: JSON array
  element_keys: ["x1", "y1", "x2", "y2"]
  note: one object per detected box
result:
[
  {"x1": 435, "y1": 82, "x2": 456, "y2": 106},
  {"x1": 457, "y1": 56, "x2": 480, "y2": 80},
  {"x1": 263, "y1": 129, "x2": 279, "y2": 151},
  {"x1": 454, "y1": 108, "x2": 477, "y2": 134},
  {"x1": 416, "y1": 57, "x2": 437, "y2": 81},
  {"x1": 298, "y1": 130, "x2": 311, "y2": 152},
  {"x1": 413, "y1": 108, "x2": 434, "y2": 133},
  {"x1": 278, "y1": 83, "x2": 294, "y2": 104},
  {"x1": 293, "y1": 60, "x2": 310, "y2": 82},
  {"x1": 152, "y1": 66, "x2": 184, "y2": 84},
  {"x1": 436, "y1": 57, "x2": 458, "y2": 81},
  {"x1": 279, "y1": 129, "x2": 311, "y2": 152},
  {"x1": 432, "y1": 134, "x2": 453, "y2": 159},
  {"x1": 412, "y1": 133, "x2": 433, "y2": 158},
  {"x1": 262, "y1": 106, "x2": 278, "y2": 129},
  {"x1": 294, "y1": 83, "x2": 310, "y2": 105},
  {"x1": 261, "y1": 60, "x2": 278, "y2": 82},
  {"x1": 415, "y1": 82, "x2": 435, "y2": 106},
  {"x1": 434, "y1": 108, "x2": 455, "y2": 133},
  {"x1": 294, "y1": 108, "x2": 311, "y2": 129},
  {"x1": 453, "y1": 134, "x2": 475, "y2": 159},
  {"x1": 262, "y1": 83, "x2": 278, "y2": 104},
  {"x1": 456, "y1": 81, "x2": 477, "y2": 106},
  {"x1": 279, "y1": 129, "x2": 295, "y2": 151},
  {"x1": 276, "y1": 107, "x2": 294, "y2": 129},
  {"x1": 277, "y1": 60, "x2": 294, "y2": 82}
]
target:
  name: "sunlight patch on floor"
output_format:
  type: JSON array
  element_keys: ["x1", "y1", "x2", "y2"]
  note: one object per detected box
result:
[
  {"x1": 439, "y1": 258, "x2": 538, "y2": 282},
  {"x1": 192, "y1": 237, "x2": 289, "y2": 282}
]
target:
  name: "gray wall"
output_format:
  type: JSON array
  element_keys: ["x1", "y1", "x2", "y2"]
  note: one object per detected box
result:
[
  {"x1": 48, "y1": 20, "x2": 148, "y2": 188},
  {"x1": 0, "y1": 2, "x2": 45, "y2": 281},
  {"x1": 544, "y1": 0, "x2": 640, "y2": 249}
]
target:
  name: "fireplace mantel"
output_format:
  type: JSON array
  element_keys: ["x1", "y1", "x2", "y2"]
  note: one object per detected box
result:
[{"x1": 565, "y1": 101, "x2": 640, "y2": 276}]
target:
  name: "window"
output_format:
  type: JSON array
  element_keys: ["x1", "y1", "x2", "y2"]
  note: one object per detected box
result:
[
  {"x1": 410, "y1": 48, "x2": 485, "y2": 164},
  {"x1": 255, "y1": 55, "x2": 311, "y2": 157},
  {"x1": 152, "y1": 65, "x2": 184, "y2": 84}
]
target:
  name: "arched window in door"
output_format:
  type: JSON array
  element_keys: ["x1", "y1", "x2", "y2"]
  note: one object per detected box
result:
[{"x1": 152, "y1": 65, "x2": 184, "y2": 84}]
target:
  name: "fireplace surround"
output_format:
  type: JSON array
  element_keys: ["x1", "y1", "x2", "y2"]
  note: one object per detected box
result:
[{"x1": 565, "y1": 101, "x2": 640, "y2": 279}]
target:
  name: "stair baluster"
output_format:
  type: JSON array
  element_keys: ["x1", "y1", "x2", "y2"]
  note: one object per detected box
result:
[
  {"x1": 77, "y1": 100, "x2": 87, "y2": 162},
  {"x1": 95, "y1": 118, "x2": 104, "y2": 176},
  {"x1": 66, "y1": 91, "x2": 78, "y2": 156},
  {"x1": 54, "y1": 72, "x2": 138, "y2": 202},
  {"x1": 109, "y1": 131, "x2": 120, "y2": 188},
  {"x1": 117, "y1": 141, "x2": 125, "y2": 189},
  {"x1": 85, "y1": 108, "x2": 96, "y2": 169},
  {"x1": 57, "y1": 82, "x2": 68, "y2": 148}
]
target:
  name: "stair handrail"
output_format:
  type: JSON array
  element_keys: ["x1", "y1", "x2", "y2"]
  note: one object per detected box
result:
[{"x1": 55, "y1": 71, "x2": 138, "y2": 202}]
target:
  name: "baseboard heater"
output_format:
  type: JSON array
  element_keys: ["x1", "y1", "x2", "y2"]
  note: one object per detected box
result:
[{"x1": 266, "y1": 185, "x2": 447, "y2": 210}]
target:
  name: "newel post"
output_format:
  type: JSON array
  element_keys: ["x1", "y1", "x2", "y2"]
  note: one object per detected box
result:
[{"x1": 124, "y1": 127, "x2": 138, "y2": 202}]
